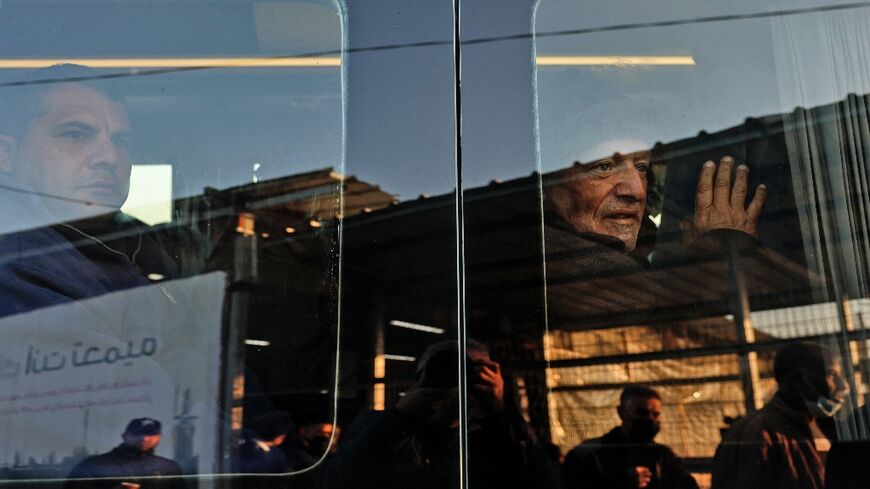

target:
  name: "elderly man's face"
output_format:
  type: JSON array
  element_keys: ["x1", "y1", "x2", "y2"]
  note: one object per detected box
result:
[
  {"x1": 552, "y1": 150, "x2": 650, "y2": 251},
  {"x1": 12, "y1": 83, "x2": 132, "y2": 219}
]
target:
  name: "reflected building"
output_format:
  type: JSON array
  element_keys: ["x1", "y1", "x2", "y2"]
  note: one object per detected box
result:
[
  {"x1": 1, "y1": 90, "x2": 868, "y2": 484},
  {"x1": 173, "y1": 388, "x2": 198, "y2": 474},
  {"x1": 148, "y1": 88, "x2": 870, "y2": 480}
]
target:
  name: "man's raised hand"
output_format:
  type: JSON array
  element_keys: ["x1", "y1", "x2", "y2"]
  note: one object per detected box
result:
[{"x1": 692, "y1": 155, "x2": 767, "y2": 241}]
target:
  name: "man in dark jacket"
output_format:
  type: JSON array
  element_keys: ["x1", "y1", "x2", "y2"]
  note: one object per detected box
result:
[
  {"x1": 545, "y1": 140, "x2": 767, "y2": 266},
  {"x1": 322, "y1": 339, "x2": 560, "y2": 489},
  {"x1": 0, "y1": 64, "x2": 177, "y2": 317},
  {"x1": 711, "y1": 342, "x2": 848, "y2": 489},
  {"x1": 562, "y1": 385, "x2": 698, "y2": 489},
  {"x1": 65, "y1": 418, "x2": 185, "y2": 489}
]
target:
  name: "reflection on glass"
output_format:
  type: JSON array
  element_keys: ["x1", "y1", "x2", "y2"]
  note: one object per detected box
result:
[
  {"x1": 531, "y1": 1, "x2": 870, "y2": 488},
  {"x1": 0, "y1": 0, "x2": 345, "y2": 485}
]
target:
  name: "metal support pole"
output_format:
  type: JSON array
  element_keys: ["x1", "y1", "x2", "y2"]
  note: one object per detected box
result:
[
  {"x1": 373, "y1": 294, "x2": 386, "y2": 410},
  {"x1": 727, "y1": 240, "x2": 762, "y2": 414},
  {"x1": 218, "y1": 213, "x2": 257, "y2": 485},
  {"x1": 835, "y1": 296, "x2": 868, "y2": 439}
]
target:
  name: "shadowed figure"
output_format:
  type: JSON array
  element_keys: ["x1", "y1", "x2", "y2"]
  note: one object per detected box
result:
[
  {"x1": 64, "y1": 418, "x2": 185, "y2": 489},
  {"x1": 322, "y1": 339, "x2": 559, "y2": 489}
]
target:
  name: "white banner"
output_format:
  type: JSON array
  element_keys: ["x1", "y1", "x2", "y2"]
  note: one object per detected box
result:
[{"x1": 0, "y1": 272, "x2": 226, "y2": 480}]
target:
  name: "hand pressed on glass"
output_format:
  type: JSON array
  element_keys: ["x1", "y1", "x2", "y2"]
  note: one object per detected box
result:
[{"x1": 683, "y1": 155, "x2": 767, "y2": 246}]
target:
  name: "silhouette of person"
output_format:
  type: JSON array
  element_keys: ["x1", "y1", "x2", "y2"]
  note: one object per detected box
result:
[
  {"x1": 65, "y1": 417, "x2": 185, "y2": 489},
  {"x1": 323, "y1": 339, "x2": 559, "y2": 489},
  {"x1": 562, "y1": 385, "x2": 698, "y2": 489},
  {"x1": 712, "y1": 342, "x2": 848, "y2": 489}
]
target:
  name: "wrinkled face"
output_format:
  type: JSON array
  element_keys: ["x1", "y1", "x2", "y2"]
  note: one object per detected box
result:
[
  {"x1": 551, "y1": 150, "x2": 650, "y2": 251},
  {"x1": 11, "y1": 83, "x2": 132, "y2": 220},
  {"x1": 122, "y1": 432, "x2": 161, "y2": 452}
]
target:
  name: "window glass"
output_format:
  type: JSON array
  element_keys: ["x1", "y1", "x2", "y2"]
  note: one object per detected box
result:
[
  {"x1": 321, "y1": 2, "x2": 461, "y2": 489},
  {"x1": 460, "y1": 1, "x2": 870, "y2": 488},
  {"x1": 0, "y1": 1, "x2": 357, "y2": 487},
  {"x1": 535, "y1": 1, "x2": 870, "y2": 487},
  {"x1": 0, "y1": 0, "x2": 463, "y2": 487}
]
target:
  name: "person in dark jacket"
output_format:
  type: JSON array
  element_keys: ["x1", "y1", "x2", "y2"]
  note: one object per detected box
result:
[
  {"x1": 322, "y1": 339, "x2": 560, "y2": 489},
  {"x1": 544, "y1": 140, "x2": 767, "y2": 266},
  {"x1": 0, "y1": 63, "x2": 177, "y2": 318},
  {"x1": 238, "y1": 411, "x2": 294, "y2": 474},
  {"x1": 64, "y1": 418, "x2": 185, "y2": 489},
  {"x1": 711, "y1": 342, "x2": 848, "y2": 489},
  {"x1": 562, "y1": 385, "x2": 698, "y2": 489}
]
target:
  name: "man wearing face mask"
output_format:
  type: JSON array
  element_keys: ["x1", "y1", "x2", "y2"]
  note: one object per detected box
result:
[
  {"x1": 711, "y1": 342, "x2": 849, "y2": 489},
  {"x1": 561, "y1": 385, "x2": 698, "y2": 489}
]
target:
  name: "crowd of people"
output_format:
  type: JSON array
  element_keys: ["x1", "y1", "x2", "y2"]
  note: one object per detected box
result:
[
  {"x1": 0, "y1": 63, "x2": 865, "y2": 488},
  {"x1": 60, "y1": 340, "x2": 857, "y2": 489}
]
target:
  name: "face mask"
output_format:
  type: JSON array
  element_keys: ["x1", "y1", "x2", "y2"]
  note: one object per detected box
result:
[
  {"x1": 627, "y1": 418, "x2": 660, "y2": 442},
  {"x1": 805, "y1": 391, "x2": 847, "y2": 418},
  {"x1": 793, "y1": 367, "x2": 849, "y2": 418}
]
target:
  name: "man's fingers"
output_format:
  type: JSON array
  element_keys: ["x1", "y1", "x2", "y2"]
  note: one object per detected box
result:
[
  {"x1": 713, "y1": 156, "x2": 734, "y2": 208},
  {"x1": 695, "y1": 160, "x2": 716, "y2": 212},
  {"x1": 478, "y1": 359, "x2": 501, "y2": 377},
  {"x1": 731, "y1": 164, "x2": 749, "y2": 209},
  {"x1": 747, "y1": 184, "x2": 768, "y2": 222}
]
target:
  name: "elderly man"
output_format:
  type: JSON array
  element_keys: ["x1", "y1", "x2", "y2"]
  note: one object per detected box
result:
[
  {"x1": 562, "y1": 385, "x2": 698, "y2": 489},
  {"x1": 546, "y1": 139, "x2": 767, "y2": 264},
  {"x1": 0, "y1": 64, "x2": 177, "y2": 317},
  {"x1": 65, "y1": 418, "x2": 185, "y2": 489}
]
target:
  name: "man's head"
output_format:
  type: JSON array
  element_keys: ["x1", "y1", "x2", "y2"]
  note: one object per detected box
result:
[
  {"x1": 0, "y1": 64, "x2": 131, "y2": 221},
  {"x1": 122, "y1": 418, "x2": 162, "y2": 453},
  {"x1": 547, "y1": 139, "x2": 650, "y2": 251},
  {"x1": 617, "y1": 385, "x2": 662, "y2": 443},
  {"x1": 249, "y1": 410, "x2": 294, "y2": 447},
  {"x1": 774, "y1": 342, "x2": 849, "y2": 417},
  {"x1": 416, "y1": 338, "x2": 490, "y2": 389},
  {"x1": 299, "y1": 421, "x2": 340, "y2": 455},
  {"x1": 401, "y1": 339, "x2": 502, "y2": 427}
]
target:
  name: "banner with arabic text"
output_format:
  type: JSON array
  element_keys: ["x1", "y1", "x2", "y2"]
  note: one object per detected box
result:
[{"x1": 0, "y1": 272, "x2": 226, "y2": 481}]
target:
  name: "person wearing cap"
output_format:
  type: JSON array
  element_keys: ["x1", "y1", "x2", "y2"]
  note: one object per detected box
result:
[
  {"x1": 544, "y1": 138, "x2": 767, "y2": 271},
  {"x1": 711, "y1": 342, "x2": 849, "y2": 489},
  {"x1": 322, "y1": 339, "x2": 560, "y2": 489},
  {"x1": 64, "y1": 417, "x2": 185, "y2": 489}
]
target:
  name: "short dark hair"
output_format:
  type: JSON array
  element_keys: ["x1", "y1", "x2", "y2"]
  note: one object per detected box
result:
[
  {"x1": 0, "y1": 64, "x2": 125, "y2": 140},
  {"x1": 620, "y1": 385, "x2": 661, "y2": 407},
  {"x1": 416, "y1": 339, "x2": 489, "y2": 375},
  {"x1": 774, "y1": 341, "x2": 832, "y2": 383}
]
